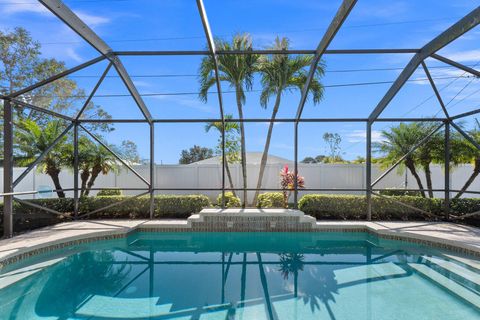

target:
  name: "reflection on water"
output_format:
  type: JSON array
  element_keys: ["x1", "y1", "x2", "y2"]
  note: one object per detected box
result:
[{"x1": 0, "y1": 232, "x2": 479, "y2": 320}]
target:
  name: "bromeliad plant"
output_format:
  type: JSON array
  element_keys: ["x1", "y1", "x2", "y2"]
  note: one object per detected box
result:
[{"x1": 280, "y1": 165, "x2": 305, "y2": 208}]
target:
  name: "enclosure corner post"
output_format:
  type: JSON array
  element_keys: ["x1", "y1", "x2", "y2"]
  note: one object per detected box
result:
[
  {"x1": 3, "y1": 99, "x2": 13, "y2": 238},
  {"x1": 293, "y1": 122, "x2": 299, "y2": 209},
  {"x1": 366, "y1": 121, "x2": 372, "y2": 221},
  {"x1": 221, "y1": 120, "x2": 226, "y2": 209},
  {"x1": 444, "y1": 120, "x2": 450, "y2": 220},
  {"x1": 149, "y1": 123, "x2": 155, "y2": 219},
  {"x1": 73, "y1": 122, "x2": 79, "y2": 218}
]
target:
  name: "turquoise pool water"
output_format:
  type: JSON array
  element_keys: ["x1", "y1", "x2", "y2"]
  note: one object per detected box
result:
[{"x1": 0, "y1": 232, "x2": 479, "y2": 320}]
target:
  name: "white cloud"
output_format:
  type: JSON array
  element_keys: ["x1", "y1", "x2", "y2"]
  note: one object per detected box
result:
[
  {"x1": 1, "y1": 2, "x2": 50, "y2": 15},
  {"x1": 443, "y1": 50, "x2": 480, "y2": 63},
  {"x1": 64, "y1": 47, "x2": 83, "y2": 63},
  {"x1": 74, "y1": 10, "x2": 110, "y2": 27},
  {"x1": 345, "y1": 130, "x2": 384, "y2": 143}
]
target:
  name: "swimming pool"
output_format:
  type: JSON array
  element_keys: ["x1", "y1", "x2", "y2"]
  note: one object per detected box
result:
[{"x1": 0, "y1": 232, "x2": 479, "y2": 320}]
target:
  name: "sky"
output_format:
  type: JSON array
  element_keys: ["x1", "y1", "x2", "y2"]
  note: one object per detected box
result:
[{"x1": 1, "y1": 0, "x2": 480, "y2": 164}]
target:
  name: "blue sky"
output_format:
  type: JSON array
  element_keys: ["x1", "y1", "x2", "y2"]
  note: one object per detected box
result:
[{"x1": 2, "y1": 0, "x2": 480, "y2": 164}]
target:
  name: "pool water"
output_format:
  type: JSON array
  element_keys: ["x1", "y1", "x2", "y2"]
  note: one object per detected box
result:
[{"x1": 1, "y1": 232, "x2": 480, "y2": 320}]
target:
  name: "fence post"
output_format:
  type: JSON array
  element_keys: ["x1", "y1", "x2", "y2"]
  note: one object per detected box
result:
[{"x1": 3, "y1": 99, "x2": 13, "y2": 238}]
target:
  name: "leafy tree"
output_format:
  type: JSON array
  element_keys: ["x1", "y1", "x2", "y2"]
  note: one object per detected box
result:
[
  {"x1": 323, "y1": 132, "x2": 342, "y2": 162},
  {"x1": 375, "y1": 123, "x2": 427, "y2": 198},
  {"x1": 301, "y1": 156, "x2": 317, "y2": 164},
  {"x1": 15, "y1": 119, "x2": 70, "y2": 197},
  {"x1": 179, "y1": 145, "x2": 214, "y2": 164},
  {"x1": 253, "y1": 37, "x2": 324, "y2": 205},
  {"x1": 199, "y1": 34, "x2": 259, "y2": 207},
  {"x1": 205, "y1": 114, "x2": 240, "y2": 197}
]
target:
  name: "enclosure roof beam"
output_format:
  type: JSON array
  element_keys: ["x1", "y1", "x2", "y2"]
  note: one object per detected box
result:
[
  {"x1": 196, "y1": 0, "x2": 225, "y2": 122},
  {"x1": 38, "y1": 0, "x2": 111, "y2": 56},
  {"x1": 431, "y1": 53, "x2": 480, "y2": 78},
  {"x1": 38, "y1": 0, "x2": 153, "y2": 123},
  {"x1": 113, "y1": 49, "x2": 420, "y2": 56},
  {"x1": 421, "y1": 61, "x2": 450, "y2": 119},
  {"x1": 295, "y1": 0, "x2": 358, "y2": 121},
  {"x1": 368, "y1": 6, "x2": 480, "y2": 122}
]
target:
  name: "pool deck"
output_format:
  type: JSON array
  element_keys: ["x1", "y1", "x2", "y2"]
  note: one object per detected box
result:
[{"x1": 1, "y1": 219, "x2": 480, "y2": 265}]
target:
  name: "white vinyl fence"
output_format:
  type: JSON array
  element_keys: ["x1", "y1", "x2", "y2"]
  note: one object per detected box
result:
[{"x1": 4, "y1": 163, "x2": 479, "y2": 202}]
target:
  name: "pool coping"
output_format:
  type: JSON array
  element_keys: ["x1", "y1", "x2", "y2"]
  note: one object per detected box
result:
[{"x1": 1, "y1": 219, "x2": 480, "y2": 268}]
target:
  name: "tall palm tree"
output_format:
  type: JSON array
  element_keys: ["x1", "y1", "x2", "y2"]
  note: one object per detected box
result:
[
  {"x1": 199, "y1": 34, "x2": 259, "y2": 207},
  {"x1": 374, "y1": 123, "x2": 427, "y2": 198},
  {"x1": 205, "y1": 114, "x2": 240, "y2": 197},
  {"x1": 253, "y1": 37, "x2": 325, "y2": 205},
  {"x1": 453, "y1": 125, "x2": 480, "y2": 199},
  {"x1": 15, "y1": 119, "x2": 70, "y2": 198},
  {"x1": 415, "y1": 123, "x2": 443, "y2": 198}
]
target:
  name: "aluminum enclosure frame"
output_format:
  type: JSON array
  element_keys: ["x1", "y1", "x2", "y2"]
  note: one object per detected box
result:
[{"x1": 2, "y1": 1, "x2": 480, "y2": 237}]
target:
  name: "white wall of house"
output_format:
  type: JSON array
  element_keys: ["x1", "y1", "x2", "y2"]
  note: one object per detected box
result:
[{"x1": 4, "y1": 163, "x2": 479, "y2": 202}]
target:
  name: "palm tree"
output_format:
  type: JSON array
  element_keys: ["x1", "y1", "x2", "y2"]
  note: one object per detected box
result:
[
  {"x1": 374, "y1": 123, "x2": 427, "y2": 198},
  {"x1": 205, "y1": 114, "x2": 240, "y2": 198},
  {"x1": 453, "y1": 126, "x2": 480, "y2": 199},
  {"x1": 253, "y1": 37, "x2": 325, "y2": 205},
  {"x1": 15, "y1": 119, "x2": 70, "y2": 197},
  {"x1": 83, "y1": 142, "x2": 118, "y2": 197},
  {"x1": 199, "y1": 34, "x2": 259, "y2": 207},
  {"x1": 415, "y1": 123, "x2": 443, "y2": 198}
]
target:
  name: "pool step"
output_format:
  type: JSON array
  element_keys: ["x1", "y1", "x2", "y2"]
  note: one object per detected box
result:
[
  {"x1": 443, "y1": 254, "x2": 480, "y2": 272},
  {"x1": 422, "y1": 256, "x2": 480, "y2": 286},
  {"x1": 409, "y1": 263, "x2": 480, "y2": 309}
]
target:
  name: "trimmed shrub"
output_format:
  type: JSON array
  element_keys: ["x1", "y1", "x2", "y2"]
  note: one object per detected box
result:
[
  {"x1": 97, "y1": 189, "x2": 123, "y2": 196},
  {"x1": 298, "y1": 194, "x2": 444, "y2": 220},
  {"x1": 378, "y1": 189, "x2": 422, "y2": 197},
  {"x1": 0, "y1": 194, "x2": 212, "y2": 236},
  {"x1": 257, "y1": 192, "x2": 284, "y2": 208},
  {"x1": 216, "y1": 192, "x2": 241, "y2": 208}
]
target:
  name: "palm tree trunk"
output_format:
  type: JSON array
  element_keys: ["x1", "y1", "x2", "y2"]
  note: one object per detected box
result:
[
  {"x1": 80, "y1": 169, "x2": 90, "y2": 197},
  {"x1": 405, "y1": 159, "x2": 426, "y2": 198},
  {"x1": 253, "y1": 92, "x2": 282, "y2": 206},
  {"x1": 85, "y1": 167, "x2": 101, "y2": 197},
  {"x1": 48, "y1": 168, "x2": 65, "y2": 198},
  {"x1": 236, "y1": 88, "x2": 248, "y2": 207},
  {"x1": 454, "y1": 158, "x2": 480, "y2": 199},
  {"x1": 423, "y1": 163, "x2": 434, "y2": 198},
  {"x1": 224, "y1": 161, "x2": 237, "y2": 198}
]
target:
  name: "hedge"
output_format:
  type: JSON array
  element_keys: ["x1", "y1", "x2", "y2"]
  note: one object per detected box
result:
[
  {"x1": 257, "y1": 192, "x2": 284, "y2": 208},
  {"x1": 0, "y1": 195, "x2": 212, "y2": 235},
  {"x1": 97, "y1": 189, "x2": 122, "y2": 196},
  {"x1": 299, "y1": 194, "x2": 452, "y2": 221}
]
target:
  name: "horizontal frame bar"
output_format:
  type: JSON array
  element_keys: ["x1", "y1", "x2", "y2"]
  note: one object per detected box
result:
[
  {"x1": 113, "y1": 49, "x2": 420, "y2": 56},
  {"x1": 77, "y1": 117, "x2": 448, "y2": 124}
]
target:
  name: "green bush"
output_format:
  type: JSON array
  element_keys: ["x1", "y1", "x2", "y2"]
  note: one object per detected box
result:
[
  {"x1": 378, "y1": 189, "x2": 422, "y2": 197},
  {"x1": 298, "y1": 194, "x2": 444, "y2": 220},
  {"x1": 216, "y1": 192, "x2": 241, "y2": 208},
  {"x1": 0, "y1": 194, "x2": 212, "y2": 236},
  {"x1": 97, "y1": 189, "x2": 122, "y2": 196},
  {"x1": 257, "y1": 192, "x2": 284, "y2": 208}
]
